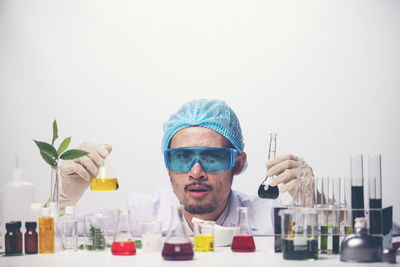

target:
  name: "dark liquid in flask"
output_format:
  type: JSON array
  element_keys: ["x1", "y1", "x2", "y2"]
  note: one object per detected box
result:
[
  {"x1": 111, "y1": 241, "x2": 136, "y2": 256},
  {"x1": 162, "y1": 242, "x2": 194, "y2": 261},
  {"x1": 258, "y1": 179, "x2": 279, "y2": 199},
  {"x1": 369, "y1": 198, "x2": 382, "y2": 234},
  {"x1": 351, "y1": 186, "x2": 364, "y2": 227},
  {"x1": 231, "y1": 235, "x2": 256, "y2": 252}
]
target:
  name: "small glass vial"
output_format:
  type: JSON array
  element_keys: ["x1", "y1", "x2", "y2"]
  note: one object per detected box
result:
[
  {"x1": 10, "y1": 221, "x2": 24, "y2": 254},
  {"x1": 231, "y1": 207, "x2": 256, "y2": 252},
  {"x1": 39, "y1": 207, "x2": 55, "y2": 254},
  {"x1": 161, "y1": 205, "x2": 194, "y2": 261},
  {"x1": 61, "y1": 206, "x2": 78, "y2": 251},
  {"x1": 5, "y1": 222, "x2": 22, "y2": 255},
  {"x1": 25, "y1": 221, "x2": 38, "y2": 254}
]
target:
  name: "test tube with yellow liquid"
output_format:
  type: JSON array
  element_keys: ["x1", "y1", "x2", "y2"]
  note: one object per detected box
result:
[
  {"x1": 91, "y1": 146, "x2": 119, "y2": 191},
  {"x1": 193, "y1": 221, "x2": 215, "y2": 252}
]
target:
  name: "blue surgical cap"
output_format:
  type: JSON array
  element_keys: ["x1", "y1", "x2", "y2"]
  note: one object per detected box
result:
[{"x1": 161, "y1": 99, "x2": 245, "y2": 154}]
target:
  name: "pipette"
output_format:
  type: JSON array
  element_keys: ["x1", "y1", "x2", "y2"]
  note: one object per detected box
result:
[{"x1": 258, "y1": 133, "x2": 279, "y2": 199}]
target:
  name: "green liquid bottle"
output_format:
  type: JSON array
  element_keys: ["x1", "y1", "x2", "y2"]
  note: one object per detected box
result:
[{"x1": 320, "y1": 226, "x2": 328, "y2": 254}]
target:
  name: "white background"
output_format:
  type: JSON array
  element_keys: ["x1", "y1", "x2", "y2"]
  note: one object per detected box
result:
[{"x1": 0, "y1": 0, "x2": 399, "y2": 222}]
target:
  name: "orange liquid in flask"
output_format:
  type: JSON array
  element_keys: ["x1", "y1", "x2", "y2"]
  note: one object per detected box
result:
[{"x1": 90, "y1": 178, "x2": 119, "y2": 191}]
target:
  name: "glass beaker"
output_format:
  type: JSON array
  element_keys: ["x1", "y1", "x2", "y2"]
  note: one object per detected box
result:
[
  {"x1": 279, "y1": 207, "x2": 318, "y2": 260},
  {"x1": 84, "y1": 213, "x2": 107, "y2": 251},
  {"x1": 90, "y1": 146, "x2": 119, "y2": 191},
  {"x1": 231, "y1": 207, "x2": 256, "y2": 252},
  {"x1": 140, "y1": 220, "x2": 162, "y2": 252},
  {"x1": 194, "y1": 220, "x2": 215, "y2": 252},
  {"x1": 161, "y1": 205, "x2": 194, "y2": 261},
  {"x1": 111, "y1": 209, "x2": 136, "y2": 256}
]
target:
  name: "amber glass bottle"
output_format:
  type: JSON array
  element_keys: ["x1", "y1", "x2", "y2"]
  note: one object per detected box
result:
[
  {"x1": 5, "y1": 222, "x2": 22, "y2": 255},
  {"x1": 25, "y1": 221, "x2": 38, "y2": 254}
]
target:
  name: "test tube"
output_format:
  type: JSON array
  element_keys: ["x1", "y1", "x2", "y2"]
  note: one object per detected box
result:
[
  {"x1": 350, "y1": 155, "x2": 364, "y2": 227},
  {"x1": 315, "y1": 177, "x2": 329, "y2": 254},
  {"x1": 330, "y1": 178, "x2": 340, "y2": 254},
  {"x1": 368, "y1": 155, "x2": 382, "y2": 235},
  {"x1": 339, "y1": 177, "x2": 353, "y2": 237}
]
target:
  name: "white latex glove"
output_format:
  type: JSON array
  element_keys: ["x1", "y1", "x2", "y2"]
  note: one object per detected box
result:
[
  {"x1": 266, "y1": 154, "x2": 315, "y2": 206},
  {"x1": 59, "y1": 142, "x2": 112, "y2": 212}
]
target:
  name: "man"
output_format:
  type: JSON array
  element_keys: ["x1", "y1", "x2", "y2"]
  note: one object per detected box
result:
[{"x1": 60, "y1": 99, "x2": 314, "y2": 235}]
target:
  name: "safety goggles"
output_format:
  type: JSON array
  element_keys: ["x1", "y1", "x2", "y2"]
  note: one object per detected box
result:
[{"x1": 164, "y1": 147, "x2": 238, "y2": 173}]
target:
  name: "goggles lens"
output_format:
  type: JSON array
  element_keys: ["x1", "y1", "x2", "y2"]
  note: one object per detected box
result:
[{"x1": 164, "y1": 147, "x2": 238, "y2": 173}]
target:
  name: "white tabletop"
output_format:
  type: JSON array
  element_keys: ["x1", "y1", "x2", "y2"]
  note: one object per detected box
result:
[{"x1": 0, "y1": 237, "x2": 397, "y2": 267}]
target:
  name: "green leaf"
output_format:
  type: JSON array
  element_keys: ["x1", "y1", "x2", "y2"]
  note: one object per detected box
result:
[
  {"x1": 57, "y1": 137, "x2": 71, "y2": 155},
  {"x1": 34, "y1": 140, "x2": 58, "y2": 158},
  {"x1": 40, "y1": 151, "x2": 57, "y2": 167},
  {"x1": 52, "y1": 120, "x2": 58, "y2": 145},
  {"x1": 60, "y1": 149, "x2": 88, "y2": 160}
]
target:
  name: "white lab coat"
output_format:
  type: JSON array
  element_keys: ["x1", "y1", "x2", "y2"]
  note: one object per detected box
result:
[{"x1": 78, "y1": 186, "x2": 281, "y2": 237}]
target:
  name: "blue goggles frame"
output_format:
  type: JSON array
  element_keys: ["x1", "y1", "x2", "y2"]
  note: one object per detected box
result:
[{"x1": 164, "y1": 147, "x2": 238, "y2": 173}]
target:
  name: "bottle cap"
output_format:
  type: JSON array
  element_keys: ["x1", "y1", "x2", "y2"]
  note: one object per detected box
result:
[
  {"x1": 10, "y1": 220, "x2": 22, "y2": 229},
  {"x1": 6, "y1": 222, "x2": 18, "y2": 231},
  {"x1": 25, "y1": 221, "x2": 37, "y2": 229},
  {"x1": 41, "y1": 207, "x2": 50, "y2": 217},
  {"x1": 11, "y1": 168, "x2": 24, "y2": 181},
  {"x1": 65, "y1": 206, "x2": 75, "y2": 215}
]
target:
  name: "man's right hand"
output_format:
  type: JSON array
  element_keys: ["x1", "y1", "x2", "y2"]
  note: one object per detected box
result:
[{"x1": 59, "y1": 142, "x2": 112, "y2": 212}]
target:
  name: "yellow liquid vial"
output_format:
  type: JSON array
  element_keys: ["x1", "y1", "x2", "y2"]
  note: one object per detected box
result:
[
  {"x1": 39, "y1": 217, "x2": 54, "y2": 254},
  {"x1": 90, "y1": 178, "x2": 119, "y2": 191},
  {"x1": 194, "y1": 235, "x2": 214, "y2": 252}
]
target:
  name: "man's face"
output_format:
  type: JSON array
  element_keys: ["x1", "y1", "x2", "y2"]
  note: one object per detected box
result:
[{"x1": 168, "y1": 126, "x2": 234, "y2": 215}]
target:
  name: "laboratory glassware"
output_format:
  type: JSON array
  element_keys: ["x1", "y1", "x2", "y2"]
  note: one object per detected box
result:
[
  {"x1": 111, "y1": 209, "x2": 136, "y2": 255},
  {"x1": 141, "y1": 220, "x2": 162, "y2": 252},
  {"x1": 84, "y1": 213, "x2": 107, "y2": 250},
  {"x1": 279, "y1": 207, "x2": 318, "y2": 260},
  {"x1": 315, "y1": 177, "x2": 329, "y2": 253},
  {"x1": 39, "y1": 207, "x2": 55, "y2": 254},
  {"x1": 90, "y1": 146, "x2": 119, "y2": 191},
  {"x1": 368, "y1": 155, "x2": 382, "y2": 235},
  {"x1": 258, "y1": 133, "x2": 279, "y2": 199},
  {"x1": 231, "y1": 207, "x2": 256, "y2": 252},
  {"x1": 274, "y1": 206, "x2": 287, "y2": 253},
  {"x1": 5, "y1": 222, "x2": 22, "y2": 255},
  {"x1": 25, "y1": 221, "x2": 38, "y2": 254},
  {"x1": 339, "y1": 177, "x2": 353, "y2": 237},
  {"x1": 194, "y1": 220, "x2": 215, "y2": 252},
  {"x1": 329, "y1": 177, "x2": 341, "y2": 254},
  {"x1": 350, "y1": 155, "x2": 365, "y2": 226},
  {"x1": 162, "y1": 205, "x2": 194, "y2": 261},
  {"x1": 61, "y1": 206, "x2": 78, "y2": 251}
]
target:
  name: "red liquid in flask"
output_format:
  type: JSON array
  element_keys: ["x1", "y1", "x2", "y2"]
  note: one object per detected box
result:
[
  {"x1": 162, "y1": 242, "x2": 194, "y2": 261},
  {"x1": 111, "y1": 241, "x2": 136, "y2": 256},
  {"x1": 231, "y1": 235, "x2": 256, "y2": 252}
]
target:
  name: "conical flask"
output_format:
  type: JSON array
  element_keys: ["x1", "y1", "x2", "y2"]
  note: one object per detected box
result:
[
  {"x1": 91, "y1": 146, "x2": 119, "y2": 191},
  {"x1": 161, "y1": 205, "x2": 194, "y2": 261},
  {"x1": 231, "y1": 207, "x2": 256, "y2": 252},
  {"x1": 111, "y1": 209, "x2": 136, "y2": 256}
]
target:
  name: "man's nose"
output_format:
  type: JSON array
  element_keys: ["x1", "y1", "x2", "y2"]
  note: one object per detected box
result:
[{"x1": 189, "y1": 161, "x2": 206, "y2": 180}]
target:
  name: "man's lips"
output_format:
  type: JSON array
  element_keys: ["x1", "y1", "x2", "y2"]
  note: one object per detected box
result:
[{"x1": 184, "y1": 182, "x2": 213, "y2": 198}]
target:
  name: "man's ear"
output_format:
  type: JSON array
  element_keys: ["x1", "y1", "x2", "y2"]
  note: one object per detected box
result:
[{"x1": 233, "y1": 152, "x2": 247, "y2": 175}]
